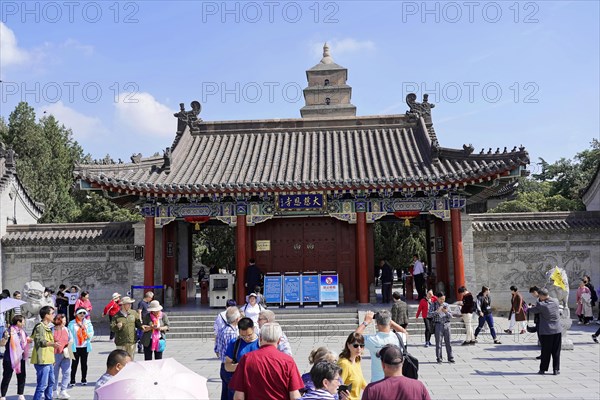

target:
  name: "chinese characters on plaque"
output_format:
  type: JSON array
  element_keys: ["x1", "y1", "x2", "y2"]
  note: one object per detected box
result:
[{"x1": 277, "y1": 193, "x2": 325, "y2": 211}]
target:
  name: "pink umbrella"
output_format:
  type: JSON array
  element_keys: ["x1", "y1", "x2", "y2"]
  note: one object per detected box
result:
[{"x1": 95, "y1": 358, "x2": 209, "y2": 400}]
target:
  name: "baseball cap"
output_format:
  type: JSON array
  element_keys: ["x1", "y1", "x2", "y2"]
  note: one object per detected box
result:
[{"x1": 376, "y1": 344, "x2": 403, "y2": 365}]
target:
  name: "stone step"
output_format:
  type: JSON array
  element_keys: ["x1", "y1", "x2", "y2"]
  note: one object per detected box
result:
[
  {"x1": 164, "y1": 305, "x2": 467, "y2": 339},
  {"x1": 167, "y1": 313, "x2": 359, "y2": 322},
  {"x1": 169, "y1": 316, "x2": 359, "y2": 329}
]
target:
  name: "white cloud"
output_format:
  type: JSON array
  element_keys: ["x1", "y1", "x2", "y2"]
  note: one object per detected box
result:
[
  {"x1": 39, "y1": 101, "x2": 110, "y2": 140},
  {"x1": 0, "y1": 22, "x2": 30, "y2": 69},
  {"x1": 59, "y1": 38, "x2": 94, "y2": 56},
  {"x1": 114, "y1": 92, "x2": 174, "y2": 138},
  {"x1": 311, "y1": 38, "x2": 376, "y2": 59}
]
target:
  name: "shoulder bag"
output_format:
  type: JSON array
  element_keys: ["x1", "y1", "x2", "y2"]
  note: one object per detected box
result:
[{"x1": 395, "y1": 332, "x2": 419, "y2": 379}]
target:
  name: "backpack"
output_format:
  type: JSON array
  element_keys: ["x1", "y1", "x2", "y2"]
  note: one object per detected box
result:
[
  {"x1": 395, "y1": 332, "x2": 419, "y2": 379},
  {"x1": 232, "y1": 338, "x2": 242, "y2": 363}
]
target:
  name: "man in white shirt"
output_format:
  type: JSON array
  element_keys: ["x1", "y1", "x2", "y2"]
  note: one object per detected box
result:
[
  {"x1": 355, "y1": 310, "x2": 407, "y2": 382},
  {"x1": 412, "y1": 254, "x2": 426, "y2": 300}
]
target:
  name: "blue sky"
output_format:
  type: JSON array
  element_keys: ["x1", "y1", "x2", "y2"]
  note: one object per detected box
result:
[{"x1": 1, "y1": 0, "x2": 598, "y2": 172}]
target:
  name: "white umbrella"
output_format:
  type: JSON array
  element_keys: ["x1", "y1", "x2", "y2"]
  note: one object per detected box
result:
[
  {"x1": 95, "y1": 358, "x2": 209, "y2": 400},
  {"x1": 0, "y1": 298, "x2": 26, "y2": 313}
]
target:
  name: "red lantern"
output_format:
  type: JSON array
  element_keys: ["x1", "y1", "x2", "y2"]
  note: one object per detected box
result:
[
  {"x1": 394, "y1": 211, "x2": 420, "y2": 226},
  {"x1": 183, "y1": 216, "x2": 210, "y2": 230}
]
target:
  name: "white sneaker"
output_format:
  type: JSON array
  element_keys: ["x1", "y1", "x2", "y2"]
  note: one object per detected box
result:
[
  {"x1": 59, "y1": 391, "x2": 71, "y2": 399},
  {"x1": 1, "y1": 396, "x2": 7, "y2": 400},
  {"x1": 18, "y1": 396, "x2": 26, "y2": 400}
]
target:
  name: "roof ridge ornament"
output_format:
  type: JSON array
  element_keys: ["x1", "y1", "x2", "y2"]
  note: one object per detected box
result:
[
  {"x1": 131, "y1": 153, "x2": 142, "y2": 164},
  {"x1": 406, "y1": 93, "x2": 435, "y2": 125},
  {"x1": 174, "y1": 100, "x2": 202, "y2": 134}
]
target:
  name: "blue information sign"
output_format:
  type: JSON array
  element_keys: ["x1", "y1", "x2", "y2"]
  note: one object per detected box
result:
[
  {"x1": 263, "y1": 275, "x2": 282, "y2": 304},
  {"x1": 283, "y1": 275, "x2": 301, "y2": 304},
  {"x1": 301, "y1": 275, "x2": 320, "y2": 303},
  {"x1": 277, "y1": 194, "x2": 324, "y2": 210},
  {"x1": 319, "y1": 274, "x2": 339, "y2": 303}
]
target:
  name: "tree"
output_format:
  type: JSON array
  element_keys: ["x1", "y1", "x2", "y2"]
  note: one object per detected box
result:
[
  {"x1": 76, "y1": 192, "x2": 142, "y2": 222},
  {"x1": 192, "y1": 224, "x2": 235, "y2": 271},
  {"x1": 489, "y1": 140, "x2": 599, "y2": 213},
  {"x1": 374, "y1": 220, "x2": 426, "y2": 272},
  {"x1": 1, "y1": 102, "x2": 141, "y2": 223}
]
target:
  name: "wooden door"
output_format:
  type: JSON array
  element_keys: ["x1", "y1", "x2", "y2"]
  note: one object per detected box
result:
[{"x1": 252, "y1": 217, "x2": 358, "y2": 302}]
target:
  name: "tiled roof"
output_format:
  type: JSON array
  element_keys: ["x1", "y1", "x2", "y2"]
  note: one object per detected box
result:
[
  {"x1": 73, "y1": 115, "x2": 529, "y2": 197},
  {"x1": 472, "y1": 212, "x2": 600, "y2": 232},
  {"x1": 0, "y1": 150, "x2": 44, "y2": 214},
  {"x1": 2, "y1": 222, "x2": 134, "y2": 244}
]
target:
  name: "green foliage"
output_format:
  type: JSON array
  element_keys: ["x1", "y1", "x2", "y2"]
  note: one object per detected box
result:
[
  {"x1": 489, "y1": 140, "x2": 598, "y2": 213},
  {"x1": 75, "y1": 192, "x2": 143, "y2": 222},
  {"x1": 1, "y1": 102, "x2": 140, "y2": 223},
  {"x1": 374, "y1": 221, "x2": 426, "y2": 271},
  {"x1": 192, "y1": 225, "x2": 235, "y2": 271}
]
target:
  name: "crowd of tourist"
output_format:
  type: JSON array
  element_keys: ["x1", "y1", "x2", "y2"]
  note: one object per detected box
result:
[
  {"x1": 0, "y1": 268, "x2": 598, "y2": 400},
  {"x1": 0, "y1": 285, "x2": 169, "y2": 400}
]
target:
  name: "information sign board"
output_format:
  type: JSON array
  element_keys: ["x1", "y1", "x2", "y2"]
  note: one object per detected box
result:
[
  {"x1": 319, "y1": 274, "x2": 339, "y2": 303},
  {"x1": 301, "y1": 274, "x2": 320, "y2": 304},
  {"x1": 283, "y1": 275, "x2": 301, "y2": 304},
  {"x1": 263, "y1": 275, "x2": 282, "y2": 305}
]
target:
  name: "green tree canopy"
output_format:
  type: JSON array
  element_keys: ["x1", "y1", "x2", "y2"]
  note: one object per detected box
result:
[
  {"x1": 1, "y1": 102, "x2": 140, "y2": 223},
  {"x1": 489, "y1": 140, "x2": 599, "y2": 213},
  {"x1": 374, "y1": 220, "x2": 426, "y2": 271}
]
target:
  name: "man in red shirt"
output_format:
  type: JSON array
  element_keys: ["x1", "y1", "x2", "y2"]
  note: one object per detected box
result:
[
  {"x1": 230, "y1": 323, "x2": 303, "y2": 400},
  {"x1": 102, "y1": 293, "x2": 121, "y2": 340},
  {"x1": 362, "y1": 344, "x2": 431, "y2": 400}
]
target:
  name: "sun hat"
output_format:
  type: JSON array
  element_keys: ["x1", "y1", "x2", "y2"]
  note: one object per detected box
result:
[
  {"x1": 120, "y1": 296, "x2": 135, "y2": 304},
  {"x1": 147, "y1": 300, "x2": 163, "y2": 312},
  {"x1": 112, "y1": 292, "x2": 121, "y2": 300},
  {"x1": 248, "y1": 293, "x2": 258, "y2": 298}
]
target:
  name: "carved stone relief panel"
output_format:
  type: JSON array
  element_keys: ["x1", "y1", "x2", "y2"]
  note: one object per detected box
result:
[{"x1": 31, "y1": 262, "x2": 130, "y2": 291}]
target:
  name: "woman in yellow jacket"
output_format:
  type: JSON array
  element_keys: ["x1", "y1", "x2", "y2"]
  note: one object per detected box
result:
[
  {"x1": 338, "y1": 332, "x2": 367, "y2": 400},
  {"x1": 31, "y1": 306, "x2": 59, "y2": 400}
]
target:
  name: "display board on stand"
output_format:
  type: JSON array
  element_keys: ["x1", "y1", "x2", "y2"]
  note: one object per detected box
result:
[
  {"x1": 263, "y1": 273, "x2": 282, "y2": 306},
  {"x1": 319, "y1": 271, "x2": 339, "y2": 306},
  {"x1": 301, "y1": 272, "x2": 320, "y2": 307},
  {"x1": 263, "y1": 271, "x2": 338, "y2": 307},
  {"x1": 283, "y1": 272, "x2": 301, "y2": 307}
]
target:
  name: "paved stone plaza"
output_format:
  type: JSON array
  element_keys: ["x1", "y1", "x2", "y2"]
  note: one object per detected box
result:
[{"x1": 5, "y1": 316, "x2": 598, "y2": 400}]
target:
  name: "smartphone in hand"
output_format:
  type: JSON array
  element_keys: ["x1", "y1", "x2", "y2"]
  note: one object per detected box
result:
[{"x1": 338, "y1": 383, "x2": 352, "y2": 393}]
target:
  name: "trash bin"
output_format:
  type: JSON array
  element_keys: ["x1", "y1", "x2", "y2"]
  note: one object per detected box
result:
[{"x1": 179, "y1": 279, "x2": 187, "y2": 305}]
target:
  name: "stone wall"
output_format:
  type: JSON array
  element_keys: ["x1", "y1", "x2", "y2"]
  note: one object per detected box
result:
[
  {"x1": 470, "y1": 211, "x2": 600, "y2": 312},
  {"x1": 2, "y1": 212, "x2": 598, "y2": 315},
  {"x1": 1, "y1": 222, "x2": 140, "y2": 320}
]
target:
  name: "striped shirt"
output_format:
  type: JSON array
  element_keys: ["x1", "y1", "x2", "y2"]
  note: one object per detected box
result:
[{"x1": 214, "y1": 324, "x2": 238, "y2": 363}]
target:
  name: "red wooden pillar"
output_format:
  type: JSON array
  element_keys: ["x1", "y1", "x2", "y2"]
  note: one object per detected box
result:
[
  {"x1": 144, "y1": 216, "x2": 155, "y2": 287},
  {"x1": 450, "y1": 208, "x2": 465, "y2": 300},
  {"x1": 162, "y1": 221, "x2": 176, "y2": 290},
  {"x1": 356, "y1": 211, "x2": 369, "y2": 304},
  {"x1": 236, "y1": 215, "x2": 247, "y2": 305}
]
